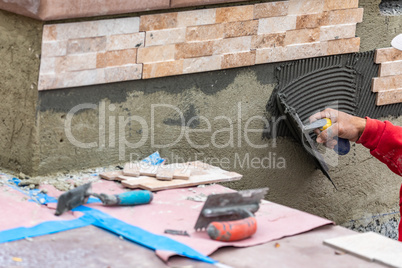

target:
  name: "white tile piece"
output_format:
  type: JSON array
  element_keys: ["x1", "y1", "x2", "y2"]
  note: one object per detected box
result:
[
  {"x1": 183, "y1": 55, "x2": 222, "y2": 73},
  {"x1": 258, "y1": 15, "x2": 297, "y2": 34}
]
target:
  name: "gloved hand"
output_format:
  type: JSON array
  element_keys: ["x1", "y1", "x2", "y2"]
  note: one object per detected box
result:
[{"x1": 309, "y1": 108, "x2": 367, "y2": 149}]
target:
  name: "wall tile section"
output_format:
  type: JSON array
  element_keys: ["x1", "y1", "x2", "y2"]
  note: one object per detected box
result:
[
  {"x1": 39, "y1": 1, "x2": 365, "y2": 89},
  {"x1": 373, "y1": 47, "x2": 402, "y2": 105}
]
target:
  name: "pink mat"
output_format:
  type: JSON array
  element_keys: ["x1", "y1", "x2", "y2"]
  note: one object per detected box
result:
[{"x1": 2, "y1": 180, "x2": 333, "y2": 262}]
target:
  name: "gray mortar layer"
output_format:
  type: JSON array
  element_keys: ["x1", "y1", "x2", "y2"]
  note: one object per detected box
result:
[{"x1": 0, "y1": 0, "x2": 401, "y2": 235}]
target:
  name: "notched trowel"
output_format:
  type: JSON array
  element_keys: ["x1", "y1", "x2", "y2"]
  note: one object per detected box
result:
[
  {"x1": 276, "y1": 93, "x2": 337, "y2": 189},
  {"x1": 194, "y1": 188, "x2": 268, "y2": 242},
  {"x1": 55, "y1": 182, "x2": 153, "y2": 216}
]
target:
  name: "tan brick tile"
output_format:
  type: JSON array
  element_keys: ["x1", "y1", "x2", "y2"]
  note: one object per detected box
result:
[
  {"x1": 213, "y1": 36, "x2": 252, "y2": 55},
  {"x1": 255, "y1": 46, "x2": 288, "y2": 64},
  {"x1": 324, "y1": 0, "x2": 359, "y2": 11},
  {"x1": 38, "y1": 73, "x2": 59, "y2": 91},
  {"x1": 327, "y1": 37, "x2": 360, "y2": 55},
  {"x1": 320, "y1": 24, "x2": 356, "y2": 41},
  {"x1": 296, "y1": 12, "x2": 329, "y2": 29},
  {"x1": 39, "y1": 57, "x2": 56, "y2": 74},
  {"x1": 222, "y1": 51, "x2": 256, "y2": 69},
  {"x1": 60, "y1": 69, "x2": 106, "y2": 88},
  {"x1": 183, "y1": 55, "x2": 222, "y2": 74},
  {"x1": 224, "y1": 20, "x2": 258, "y2": 38},
  {"x1": 286, "y1": 42, "x2": 328, "y2": 60},
  {"x1": 67, "y1": 36, "x2": 106, "y2": 54},
  {"x1": 55, "y1": 21, "x2": 99, "y2": 40},
  {"x1": 288, "y1": 0, "x2": 324, "y2": 15},
  {"x1": 175, "y1": 41, "x2": 214, "y2": 59},
  {"x1": 254, "y1": 1, "x2": 289, "y2": 19},
  {"x1": 137, "y1": 45, "x2": 176, "y2": 63},
  {"x1": 375, "y1": 47, "x2": 402, "y2": 64},
  {"x1": 97, "y1": 17, "x2": 140, "y2": 36},
  {"x1": 216, "y1": 5, "x2": 254, "y2": 23},
  {"x1": 65, "y1": 53, "x2": 97, "y2": 71},
  {"x1": 372, "y1": 74, "x2": 402, "y2": 92},
  {"x1": 43, "y1": 25, "x2": 57, "y2": 41},
  {"x1": 376, "y1": 88, "x2": 402, "y2": 106},
  {"x1": 139, "y1": 13, "x2": 178, "y2": 31},
  {"x1": 177, "y1": 9, "x2": 216, "y2": 27},
  {"x1": 251, "y1": 33, "x2": 286, "y2": 49},
  {"x1": 107, "y1": 32, "x2": 145, "y2": 51},
  {"x1": 146, "y1": 28, "x2": 186, "y2": 47},
  {"x1": 328, "y1": 8, "x2": 364, "y2": 25},
  {"x1": 258, "y1": 16, "x2": 297, "y2": 34},
  {"x1": 143, "y1": 60, "x2": 184, "y2": 79},
  {"x1": 104, "y1": 64, "x2": 142, "y2": 83},
  {"x1": 186, "y1": 24, "x2": 224, "y2": 42},
  {"x1": 284, "y1": 28, "x2": 320, "y2": 46},
  {"x1": 96, "y1": 49, "x2": 137, "y2": 68},
  {"x1": 42, "y1": 41, "x2": 67, "y2": 57},
  {"x1": 378, "y1": 60, "x2": 402, "y2": 77}
]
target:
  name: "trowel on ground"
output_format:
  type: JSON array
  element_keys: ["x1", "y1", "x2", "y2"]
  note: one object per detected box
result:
[
  {"x1": 55, "y1": 182, "x2": 153, "y2": 216},
  {"x1": 194, "y1": 188, "x2": 268, "y2": 242}
]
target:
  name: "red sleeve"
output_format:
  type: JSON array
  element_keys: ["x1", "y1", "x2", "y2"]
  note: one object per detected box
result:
[{"x1": 356, "y1": 117, "x2": 402, "y2": 176}]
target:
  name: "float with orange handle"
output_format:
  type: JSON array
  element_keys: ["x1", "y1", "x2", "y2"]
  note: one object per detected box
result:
[{"x1": 194, "y1": 188, "x2": 268, "y2": 242}]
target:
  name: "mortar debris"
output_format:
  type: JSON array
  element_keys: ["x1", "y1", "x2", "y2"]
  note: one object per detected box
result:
[{"x1": 0, "y1": 164, "x2": 123, "y2": 191}]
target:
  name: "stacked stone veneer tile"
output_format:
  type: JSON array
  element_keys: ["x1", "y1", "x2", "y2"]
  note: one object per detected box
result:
[
  {"x1": 372, "y1": 47, "x2": 402, "y2": 106},
  {"x1": 38, "y1": 0, "x2": 363, "y2": 90}
]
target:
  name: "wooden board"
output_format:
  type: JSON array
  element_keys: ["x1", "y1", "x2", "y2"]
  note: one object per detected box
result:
[
  {"x1": 118, "y1": 161, "x2": 242, "y2": 191},
  {"x1": 324, "y1": 232, "x2": 402, "y2": 268}
]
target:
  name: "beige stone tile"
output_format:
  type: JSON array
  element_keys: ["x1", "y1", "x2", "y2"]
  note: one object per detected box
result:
[
  {"x1": 177, "y1": 9, "x2": 216, "y2": 27},
  {"x1": 222, "y1": 51, "x2": 256, "y2": 69},
  {"x1": 60, "y1": 68, "x2": 106, "y2": 88},
  {"x1": 378, "y1": 60, "x2": 402, "y2": 77},
  {"x1": 286, "y1": 42, "x2": 328, "y2": 60},
  {"x1": 143, "y1": 60, "x2": 184, "y2": 79},
  {"x1": 107, "y1": 32, "x2": 145, "y2": 51},
  {"x1": 139, "y1": 13, "x2": 178, "y2": 31},
  {"x1": 324, "y1": 0, "x2": 359, "y2": 11},
  {"x1": 375, "y1": 47, "x2": 402, "y2": 64},
  {"x1": 215, "y1": 5, "x2": 254, "y2": 23},
  {"x1": 43, "y1": 25, "x2": 57, "y2": 41},
  {"x1": 67, "y1": 36, "x2": 107, "y2": 54},
  {"x1": 145, "y1": 28, "x2": 186, "y2": 47},
  {"x1": 123, "y1": 162, "x2": 140, "y2": 177},
  {"x1": 65, "y1": 53, "x2": 97, "y2": 71},
  {"x1": 96, "y1": 49, "x2": 137, "y2": 68},
  {"x1": 97, "y1": 17, "x2": 140, "y2": 36},
  {"x1": 258, "y1": 16, "x2": 297, "y2": 34},
  {"x1": 288, "y1": 0, "x2": 324, "y2": 15},
  {"x1": 372, "y1": 74, "x2": 402, "y2": 92},
  {"x1": 104, "y1": 64, "x2": 142, "y2": 83},
  {"x1": 224, "y1": 20, "x2": 258, "y2": 38},
  {"x1": 39, "y1": 57, "x2": 56, "y2": 74},
  {"x1": 55, "y1": 21, "x2": 100, "y2": 40},
  {"x1": 251, "y1": 33, "x2": 286, "y2": 49},
  {"x1": 183, "y1": 55, "x2": 222, "y2": 74},
  {"x1": 186, "y1": 24, "x2": 224, "y2": 42},
  {"x1": 38, "y1": 73, "x2": 59, "y2": 91},
  {"x1": 284, "y1": 28, "x2": 320, "y2": 46},
  {"x1": 254, "y1": 1, "x2": 289, "y2": 19},
  {"x1": 320, "y1": 23, "x2": 356, "y2": 41},
  {"x1": 328, "y1": 8, "x2": 364, "y2": 25},
  {"x1": 175, "y1": 41, "x2": 214, "y2": 59},
  {"x1": 376, "y1": 88, "x2": 402, "y2": 106},
  {"x1": 296, "y1": 12, "x2": 329, "y2": 29},
  {"x1": 213, "y1": 36, "x2": 252, "y2": 55},
  {"x1": 255, "y1": 46, "x2": 288, "y2": 64},
  {"x1": 137, "y1": 44, "x2": 176, "y2": 63},
  {"x1": 327, "y1": 37, "x2": 360, "y2": 55},
  {"x1": 42, "y1": 41, "x2": 67, "y2": 57}
]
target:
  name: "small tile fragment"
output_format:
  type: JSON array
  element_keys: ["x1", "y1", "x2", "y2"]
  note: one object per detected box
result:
[
  {"x1": 284, "y1": 28, "x2": 320, "y2": 46},
  {"x1": 175, "y1": 41, "x2": 214, "y2": 59},
  {"x1": 224, "y1": 20, "x2": 258, "y2": 38},
  {"x1": 258, "y1": 16, "x2": 297, "y2": 34},
  {"x1": 123, "y1": 162, "x2": 141, "y2": 177},
  {"x1": 222, "y1": 51, "x2": 256, "y2": 69},
  {"x1": 140, "y1": 13, "x2": 178, "y2": 31},
  {"x1": 372, "y1": 74, "x2": 402, "y2": 92},
  {"x1": 375, "y1": 47, "x2": 402, "y2": 63},
  {"x1": 251, "y1": 33, "x2": 286, "y2": 49},
  {"x1": 143, "y1": 60, "x2": 184, "y2": 79},
  {"x1": 137, "y1": 44, "x2": 176, "y2": 64},
  {"x1": 145, "y1": 28, "x2": 186, "y2": 47},
  {"x1": 327, "y1": 37, "x2": 360, "y2": 55},
  {"x1": 378, "y1": 60, "x2": 402, "y2": 77},
  {"x1": 216, "y1": 5, "x2": 254, "y2": 23},
  {"x1": 186, "y1": 24, "x2": 224, "y2": 42},
  {"x1": 376, "y1": 88, "x2": 402, "y2": 106}
]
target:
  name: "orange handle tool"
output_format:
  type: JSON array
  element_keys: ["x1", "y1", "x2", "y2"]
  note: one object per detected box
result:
[{"x1": 206, "y1": 217, "x2": 257, "y2": 242}]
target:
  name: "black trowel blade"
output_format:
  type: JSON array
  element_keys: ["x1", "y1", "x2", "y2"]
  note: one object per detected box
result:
[{"x1": 276, "y1": 93, "x2": 337, "y2": 189}]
